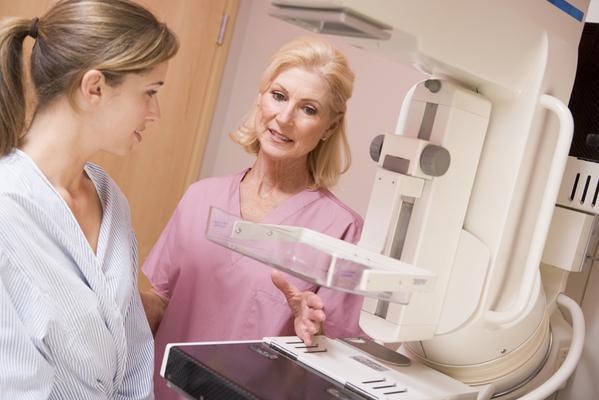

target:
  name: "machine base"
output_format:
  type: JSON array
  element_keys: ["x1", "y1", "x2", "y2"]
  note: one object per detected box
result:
[{"x1": 161, "y1": 337, "x2": 479, "y2": 400}]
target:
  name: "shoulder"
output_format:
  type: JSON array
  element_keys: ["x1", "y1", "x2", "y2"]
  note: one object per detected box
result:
[
  {"x1": 0, "y1": 151, "x2": 31, "y2": 195},
  {"x1": 316, "y1": 189, "x2": 364, "y2": 226},
  {"x1": 84, "y1": 162, "x2": 130, "y2": 216},
  {"x1": 292, "y1": 188, "x2": 363, "y2": 243},
  {"x1": 85, "y1": 163, "x2": 126, "y2": 200},
  {"x1": 187, "y1": 170, "x2": 245, "y2": 192},
  {"x1": 183, "y1": 170, "x2": 245, "y2": 203},
  {"x1": 0, "y1": 169, "x2": 40, "y2": 234},
  {"x1": 85, "y1": 163, "x2": 119, "y2": 192}
]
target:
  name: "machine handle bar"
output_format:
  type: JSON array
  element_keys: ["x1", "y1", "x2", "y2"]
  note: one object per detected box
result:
[{"x1": 485, "y1": 94, "x2": 574, "y2": 325}]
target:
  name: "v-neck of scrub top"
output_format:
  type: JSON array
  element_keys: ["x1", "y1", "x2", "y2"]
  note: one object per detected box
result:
[{"x1": 227, "y1": 168, "x2": 323, "y2": 265}]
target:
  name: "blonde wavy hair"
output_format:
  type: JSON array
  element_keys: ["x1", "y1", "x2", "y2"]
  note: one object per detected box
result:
[{"x1": 230, "y1": 37, "x2": 355, "y2": 190}]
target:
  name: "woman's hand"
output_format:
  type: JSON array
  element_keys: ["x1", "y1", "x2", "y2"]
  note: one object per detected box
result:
[{"x1": 271, "y1": 270, "x2": 326, "y2": 345}]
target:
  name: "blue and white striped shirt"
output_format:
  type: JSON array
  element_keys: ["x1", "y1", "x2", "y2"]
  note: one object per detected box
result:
[{"x1": 0, "y1": 150, "x2": 154, "y2": 399}]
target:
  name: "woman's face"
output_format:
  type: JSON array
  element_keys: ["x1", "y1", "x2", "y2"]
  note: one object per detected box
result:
[
  {"x1": 256, "y1": 67, "x2": 338, "y2": 162},
  {"x1": 95, "y1": 61, "x2": 168, "y2": 156}
]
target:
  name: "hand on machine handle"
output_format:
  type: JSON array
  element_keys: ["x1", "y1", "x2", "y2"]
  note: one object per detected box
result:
[{"x1": 271, "y1": 270, "x2": 326, "y2": 346}]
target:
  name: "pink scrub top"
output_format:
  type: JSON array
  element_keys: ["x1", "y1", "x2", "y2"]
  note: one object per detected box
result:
[{"x1": 143, "y1": 170, "x2": 364, "y2": 399}]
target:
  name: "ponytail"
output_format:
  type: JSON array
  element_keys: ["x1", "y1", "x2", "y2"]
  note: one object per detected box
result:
[
  {"x1": 0, "y1": 1, "x2": 179, "y2": 158},
  {"x1": 0, "y1": 17, "x2": 30, "y2": 156}
]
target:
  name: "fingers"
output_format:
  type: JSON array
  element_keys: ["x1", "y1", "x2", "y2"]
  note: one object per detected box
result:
[
  {"x1": 271, "y1": 270, "x2": 328, "y2": 345},
  {"x1": 296, "y1": 320, "x2": 319, "y2": 346},
  {"x1": 296, "y1": 295, "x2": 326, "y2": 346},
  {"x1": 296, "y1": 316, "x2": 323, "y2": 346},
  {"x1": 303, "y1": 291, "x2": 324, "y2": 310},
  {"x1": 271, "y1": 270, "x2": 298, "y2": 301},
  {"x1": 305, "y1": 307, "x2": 326, "y2": 323},
  {"x1": 298, "y1": 329, "x2": 314, "y2": 346},
  {"x1": 301, "y1": 294, "x2": 325, "y2": 323}
]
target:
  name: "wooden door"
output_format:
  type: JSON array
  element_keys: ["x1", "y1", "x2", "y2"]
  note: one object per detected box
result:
[
  {"x1": 0, "y1": 1, "x2": 239, "y2": 287},
  {"x1": 92, "y1": 0, "x2": 239, "y2": 266}
]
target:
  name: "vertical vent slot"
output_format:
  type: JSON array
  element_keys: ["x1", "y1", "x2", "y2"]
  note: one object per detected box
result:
[
  {"x1": 581, "y1": 175, "x2": 591, "y2": 204},
  {"x1": 374, "y1": 299, "x2": 390, "y2": 319},
  {"x1": 570, "y1": 173, "x2": 581, "y2": 201},
  {"x1": 593, "y1": 178, "x2": 599, "y2": 207}
]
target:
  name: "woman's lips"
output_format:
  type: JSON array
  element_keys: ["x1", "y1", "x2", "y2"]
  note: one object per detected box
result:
[{"x1": 268, "y1": 128, "x2": 292, "y2": 143}]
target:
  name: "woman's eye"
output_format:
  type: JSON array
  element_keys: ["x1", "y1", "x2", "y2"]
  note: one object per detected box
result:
[
  {"x1": 303, "y1": 105, "x2": 317, "y2": 116},
  {"x1": 271, "y1": 91, "x2": 285, "y2": 101}
]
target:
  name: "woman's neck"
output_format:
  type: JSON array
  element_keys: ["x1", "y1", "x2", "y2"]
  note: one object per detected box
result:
[
  {"x1": 246, "y1": 153, "x2": 311, "y2": 198},
  {"x1": 19, "y1": 103, "x2": 94, "y2": 194}
]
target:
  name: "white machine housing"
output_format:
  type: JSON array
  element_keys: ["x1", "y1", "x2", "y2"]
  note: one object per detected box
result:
[
  {"x1": 359, "y1": 80, "x2": 491, "y2": 342},
  {"x1": 268, "y1": 0, "x2": 591, "y2": 398}
]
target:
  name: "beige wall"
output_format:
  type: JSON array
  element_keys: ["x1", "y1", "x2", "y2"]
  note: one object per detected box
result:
[{"x1": 199, "y1": 0, "x2": 425, "y2": 217}]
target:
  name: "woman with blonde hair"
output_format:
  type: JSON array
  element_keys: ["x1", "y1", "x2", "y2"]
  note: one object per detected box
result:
[
  {"x1": 232, "y1": 37, "x2": 354, "y2": 190},
  {"x1": 142, "y1": 36, "x2": 364, "y2": 399},
  {"x1": 0, "y1": 0, "x2": 178, "y2": 398}
]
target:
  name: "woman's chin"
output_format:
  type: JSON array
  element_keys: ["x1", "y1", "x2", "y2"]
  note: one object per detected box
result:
[{"x1": 259, "y1": 143, "x2": 294, "y2": 160}]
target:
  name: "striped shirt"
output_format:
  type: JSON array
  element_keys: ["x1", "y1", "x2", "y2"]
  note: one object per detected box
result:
[{"x1": 0, "y1": 150, "x2": 153, "y2": 399}]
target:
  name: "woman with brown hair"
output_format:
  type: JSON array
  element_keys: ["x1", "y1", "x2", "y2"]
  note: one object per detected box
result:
[{"x1": 0, "y1": 1, "x2": 178, "y2": 398}]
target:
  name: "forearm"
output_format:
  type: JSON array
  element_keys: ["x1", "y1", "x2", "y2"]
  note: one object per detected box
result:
[{"x1": 140, "y1": 287, "x2": 168, "y2": 336}]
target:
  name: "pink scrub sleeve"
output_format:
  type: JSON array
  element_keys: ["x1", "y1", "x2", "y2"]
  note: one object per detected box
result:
[{"x1": 142, "y1": 194, "x2": 185, "y2": 301}]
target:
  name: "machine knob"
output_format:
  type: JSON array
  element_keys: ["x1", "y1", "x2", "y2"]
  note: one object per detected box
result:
[
  {"x1": 370, "y1": 134, "x2": 385, "y2": 162},
  {"x1": 424, "y1": 79, "x2": 442, "y2": 93},
  {"x1": 420, "y1": 145, "x2": 450, "y2": 176}
]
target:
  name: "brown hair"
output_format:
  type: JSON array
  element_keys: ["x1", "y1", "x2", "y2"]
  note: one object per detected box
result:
[
  {"x1": 0, "y1": 0, "x2": 179, "y2": 156},
  {"x1": 230, "y1": 37, "x2": 355, "y2": 190}
]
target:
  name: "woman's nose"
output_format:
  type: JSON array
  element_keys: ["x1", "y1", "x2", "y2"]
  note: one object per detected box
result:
[
  {"x1": 147, "y1": 97, "x2": 161, "y2": 122},
  {"x1": 275, "y1": 103, "x2": 294, "y2": 125}
]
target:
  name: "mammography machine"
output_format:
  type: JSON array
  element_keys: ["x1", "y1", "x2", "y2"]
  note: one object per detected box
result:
[{"x1": 162, "y1": 1, "x2": 599, "y2": 398}]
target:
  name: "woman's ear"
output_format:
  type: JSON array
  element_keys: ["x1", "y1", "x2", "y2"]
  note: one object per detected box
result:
[
  {"x1": 325, "y1": 112, "x2": 342, "y2": 136},
  {"x1": 79, "y1": 69, "x2": 106, "y2": 106}
]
